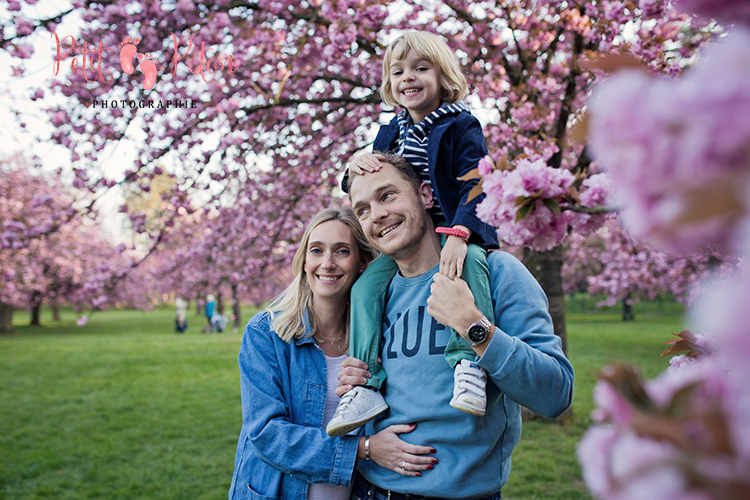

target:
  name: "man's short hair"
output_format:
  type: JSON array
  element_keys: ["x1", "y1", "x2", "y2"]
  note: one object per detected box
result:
[{"x1": 342, "y1": 152, "x2": 423, "y2": 194}]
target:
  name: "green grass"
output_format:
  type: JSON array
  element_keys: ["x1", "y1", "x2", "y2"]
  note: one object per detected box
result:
[
  {"x1": 1, "y1": 303, "x2": 686, "y2": 500},
  {"x1": 502, "y1": 301, "x2": 686, "y2": 500},
  {"x1": 1, "y1": 307, "x2": 249, "y2": 500}
]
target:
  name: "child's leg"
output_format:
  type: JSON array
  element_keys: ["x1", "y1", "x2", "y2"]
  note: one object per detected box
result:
[
  {"x1": 443, "y1": 244, "x2": 495, "y2": 368},
  {"x1": 327, "y1": 255, "x2": 396, "y2": 437},
  {"x1": 349, "y1": 254, "x2": 399, "y2": 390}
]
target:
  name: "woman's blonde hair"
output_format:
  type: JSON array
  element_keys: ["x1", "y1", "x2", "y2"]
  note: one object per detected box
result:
[
  {"x1": 381, "y1": 30, "x2": 468, "y2": 107},
  {"x1": 267, "y1": 207, "x2": 377, "y2": 344}
]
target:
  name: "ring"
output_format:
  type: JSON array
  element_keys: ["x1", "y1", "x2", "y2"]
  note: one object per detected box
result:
[{"x1": 401, "y1": 461, "x2": 406, "y2": 470}]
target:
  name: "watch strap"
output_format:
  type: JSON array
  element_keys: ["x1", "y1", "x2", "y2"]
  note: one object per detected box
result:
[{"x1": 466, "y1": 316, "x2": 492, "y2": 346}]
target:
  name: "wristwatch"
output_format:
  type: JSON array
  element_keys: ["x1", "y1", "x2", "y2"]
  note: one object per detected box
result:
[{"x1": 465, "y1": 316, "x2": 492, "y2": 346}]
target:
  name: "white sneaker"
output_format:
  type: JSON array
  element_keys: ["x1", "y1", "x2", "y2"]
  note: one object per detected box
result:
[
  {"x1": 326, "y1": 386, "x2": 389, "y2": 437},
  {"x1": 450, "y1": 359, "x2": 487, "y2": 416}
]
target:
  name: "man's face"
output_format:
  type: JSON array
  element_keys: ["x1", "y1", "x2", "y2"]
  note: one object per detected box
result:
[{"x1": 349, "y1": 162, "x2": 433, "y2": 261}]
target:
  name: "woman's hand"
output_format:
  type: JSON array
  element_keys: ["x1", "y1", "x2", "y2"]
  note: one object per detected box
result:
[
  {"x1": 364, "y1": 424, "x2": 437, "y2": 477},
  {"x1": 348, "y1": 153, "x2": 384, "y2": 175}
]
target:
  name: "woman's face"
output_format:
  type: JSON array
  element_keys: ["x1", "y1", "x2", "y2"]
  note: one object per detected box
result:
[{"x1": 304, "y1": 220, "x2": 362, "y2": 304}]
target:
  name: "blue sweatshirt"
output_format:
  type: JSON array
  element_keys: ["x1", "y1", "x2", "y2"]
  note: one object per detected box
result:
[{"x1": 357, "y1": 251, "x2": 574, "y2": 497}]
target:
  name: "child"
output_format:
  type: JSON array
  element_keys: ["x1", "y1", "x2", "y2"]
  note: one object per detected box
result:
[{"x1": 326, "y1": 31, "x2": 499, "y2": 437}]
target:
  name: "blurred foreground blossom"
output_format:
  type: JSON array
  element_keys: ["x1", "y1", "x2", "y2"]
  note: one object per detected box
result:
[
  {"x1": 674, "y1": 0, "x2": 750, "y2": 26},
  {"x1": 76, "y1": 316, "x2": 88, "y2": 327},
  {"x1": 579, "y1": 324, "x2": 750, "y2": 499},
  {"x1": 588, "y1": 29, "x2": 750, "y2": 254},
  {"x1": 579, "y1": 17, "x2": 750, "y2": 498}
]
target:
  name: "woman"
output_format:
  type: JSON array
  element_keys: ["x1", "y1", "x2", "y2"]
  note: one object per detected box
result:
[{"x1": 228, "y1": 207, "x2": 437, "y2": 500}]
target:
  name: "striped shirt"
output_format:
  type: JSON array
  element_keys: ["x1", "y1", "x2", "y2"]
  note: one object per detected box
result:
[{"x1": 393, "y1": 102, "x2": 468, "y2": 219}]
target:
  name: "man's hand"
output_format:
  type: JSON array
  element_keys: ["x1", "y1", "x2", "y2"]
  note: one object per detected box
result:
[
  {"x1": 335, "y1": 356, "x2": 371, "y2": 397},
  {"x1": 348, "y1": 153, "x2": 384, "y2": 175},
  {"x1": 439, "y1": 235, "x2": 468, "y2": 279},
  {"x1": 427, "y1": 274, "x2": 492, "y2": 356}
]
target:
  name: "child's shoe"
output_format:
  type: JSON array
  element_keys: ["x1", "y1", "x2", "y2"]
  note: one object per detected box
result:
[
  {"x1": 326, "y1": 386, "x2": 389, "y2": 437},
  {"x1": 450, "y1": 359, "x2": 487, "y2": 416}
]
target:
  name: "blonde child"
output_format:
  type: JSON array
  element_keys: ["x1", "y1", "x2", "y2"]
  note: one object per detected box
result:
[{"x1": 327, "y1": 31, "x2": 499, "y2": 437}]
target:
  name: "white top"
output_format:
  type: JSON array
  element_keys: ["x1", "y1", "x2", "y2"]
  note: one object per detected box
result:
[{"x1": 307, "y1": 353, "x2": 354, "y2": 500}]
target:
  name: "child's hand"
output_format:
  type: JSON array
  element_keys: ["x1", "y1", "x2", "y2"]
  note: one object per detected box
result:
[
  {"x1": 348, "y1": 153, "x2": 384, "y2": 175},
  {"x1": 440, "y1": 235, "x2": 468, "y2": 280}
]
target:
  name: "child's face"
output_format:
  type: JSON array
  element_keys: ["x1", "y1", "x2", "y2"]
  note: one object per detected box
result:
[{"x1": 388, "y1": 45, "x2": 442, "y2": 123}]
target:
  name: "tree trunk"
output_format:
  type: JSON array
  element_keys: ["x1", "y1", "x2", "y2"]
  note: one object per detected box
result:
[
  {"x1": 217, "y1": 291, "x2": 225, "y2": 315},
  {"x1": 52, "y1": 305, "x2": 61, "y2": 321},
  {"x1": 523, "y1": 246, "x2": 567, "y2": 354},
  {"x1": 521, "y1": 246, "x2": 574, "y2": 424},
  {"x1": 30, "y1": 291, "x2": 42, "y2": 326},
  {"x1": 0, "y1": 302, "x2": 13, "y2": 333},
  {"x1": 622, "y1": 298, "x2": 634, "y2": 321},
  {"x1": 231, "y1": 283, "x2": 241, "y2": 329}
]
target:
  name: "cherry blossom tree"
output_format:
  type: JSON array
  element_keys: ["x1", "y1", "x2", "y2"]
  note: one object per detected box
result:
[
  {"x1": 2, "y1": 0, "x2": 714, "y2": 347},
  {"x1": 463, "y1": 0, "x2": 710, "y2": 349},
  {"x1": 148, "y1": 200, "x2": 295, "y2": 330},
  {"x1": 576, "y1": 1, "x2": 750, "y2": 497},
  {"x1": 1, "y1": 154, "x2": 151, "y2": 331},
  {"x1": 562, "y1": 218, "x2": 732, "y2": 320}
]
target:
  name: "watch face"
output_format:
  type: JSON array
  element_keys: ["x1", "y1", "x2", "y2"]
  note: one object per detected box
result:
[{"x1": 467, "y1": 325, "x2": 487, "y2": 343}]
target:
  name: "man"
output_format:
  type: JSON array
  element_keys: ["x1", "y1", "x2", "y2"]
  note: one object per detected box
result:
[{"x1": 339, "y1": 153, "x2": 574, "y2": 500}]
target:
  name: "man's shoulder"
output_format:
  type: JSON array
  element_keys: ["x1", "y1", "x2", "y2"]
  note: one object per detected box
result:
[
  {"x1": 486, "y1": 251, "x2": 549, "y2": 306},
  {"x1": 487, "y1": 250, "x2": 524, "y2": 271}
]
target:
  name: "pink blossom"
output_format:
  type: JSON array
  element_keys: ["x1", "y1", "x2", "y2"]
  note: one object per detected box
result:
[
  {"x1": 589, "y1": 30, "x2": 750, "y2": 254},
  {"x1": 15, "y1": 18, "x2": 35, "y2": 37},
  {"x1": 675, "y1": 0, "x2": 750, "y2": 26},
  {"x1": 478, "y1": 158, "x2": 609, "y2": 251},
  {"x1": 175, "y1": 0, "x2": 193, "y2": 13},
  {"x1": 478, "y1": 155, "x2": 494, "y2": 176},
  {"x1": 76, "y1": 316, "x2": 89, "y2": 326},
  {"x1": 577, "y1": 426, "x2": 619, "y2": 497},
  {"x1": 579, "y1": 173, "x2": 614, "y2": 208},
  {"x1": 593, "y1": 380, "x2": 635, "y2": 425},
  {"x1": 609, "y1": 432, "x2": 678, "y2": 485},
  {"x1": 690, "y1": 272, "x2": 750, "y2": 458},
  {"x1": 13, "y1": 43, "x2": 33, "y2": 59},
  {"x1": 639, "y1": 0, "x2": 665, "y2": 17}
]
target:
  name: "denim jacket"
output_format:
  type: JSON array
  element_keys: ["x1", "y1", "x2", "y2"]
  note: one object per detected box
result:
[
  {"x1": 373, "y1": 110, "x2": 500, "y2": 249},
  {"x1": 228, "y1": 311, "x2": 359, "y2": 500}
]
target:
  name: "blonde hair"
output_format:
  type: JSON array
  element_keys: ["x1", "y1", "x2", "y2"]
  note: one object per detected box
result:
[
  {"x1": 267, "y1": 207, "x2": 377, "y2": 344},
  {"x1": 381, "y1": 30, "x2": 468, "y2": 107}
]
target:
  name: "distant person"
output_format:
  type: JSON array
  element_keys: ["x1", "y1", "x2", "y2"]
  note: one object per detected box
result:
[
  {"x1": 175, "y1": 297, "x2": 188, "y2": 333},
  {"x1": 228, "y1": 208, "x2": 436, "y2": 500},
  {"x1": 210, "y1": 313, "x2": 228, "y2": 333},
  {"x1": 204, "y1": 294, "x2": 216, "y2": 334}
]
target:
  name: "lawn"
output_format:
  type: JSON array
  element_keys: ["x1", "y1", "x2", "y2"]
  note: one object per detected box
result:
[{"x1": 0, "y1": 301, "x2": 686, "y2": 500}]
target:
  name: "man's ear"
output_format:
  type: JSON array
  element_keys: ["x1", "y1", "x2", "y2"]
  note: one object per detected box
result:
[{"x1": 419, "y1": 182, "x2": 434, "y2": 209}]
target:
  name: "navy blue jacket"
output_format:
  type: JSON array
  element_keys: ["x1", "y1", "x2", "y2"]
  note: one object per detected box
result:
[{"x1": 373, "y1": 111, "x2": 500, "y2": 249}]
